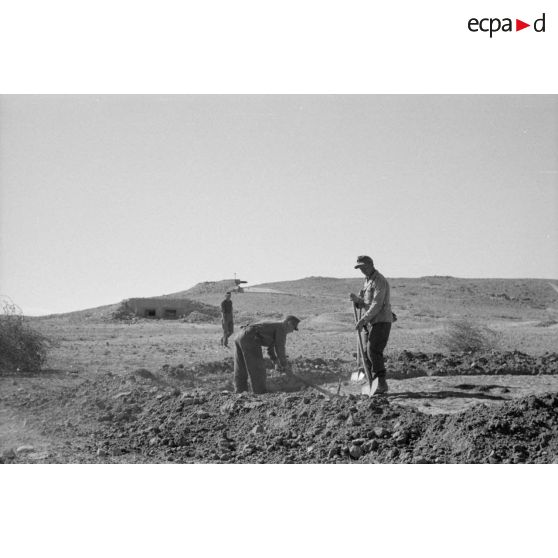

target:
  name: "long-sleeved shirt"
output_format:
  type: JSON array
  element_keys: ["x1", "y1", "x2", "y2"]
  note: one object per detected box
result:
[
  {"x1": 244, "y1": 321, "x2": 288, "y2": 368},
  {"x1": 356, "y1": 269, "x2": 393, "y2": 324},
  {"x1": 221, "y1": 299, "x2": 233, "y2": 317}
]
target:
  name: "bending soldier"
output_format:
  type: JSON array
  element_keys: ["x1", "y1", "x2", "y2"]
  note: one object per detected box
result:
[{"x1": 233, "y1": 315, "x2": 300, "y2": 394}]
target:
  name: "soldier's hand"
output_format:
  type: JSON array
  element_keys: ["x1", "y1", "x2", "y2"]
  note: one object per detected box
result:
[
  {"x1": 356, "y1": 319, "x2": 367, "y2": 332},
  {"x1": 349, "y1": 293, "x2": 362, "y2": 305}
]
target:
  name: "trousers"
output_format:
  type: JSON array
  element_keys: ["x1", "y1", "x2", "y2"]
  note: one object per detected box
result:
[
  {"x1": 363, "y1": 322, "x2": 391, "y2": 379},
  {"x1": 233, "y1": 329, "x2": 267, "y2": 394},
  {"x1": 222, "y1": 317, "x2": 234, "y2": 346}
]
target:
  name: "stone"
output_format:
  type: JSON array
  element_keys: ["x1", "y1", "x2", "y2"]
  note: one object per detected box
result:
[
  {"x1": 96, "y1": 448, "x2": 109, "y2": 457},
  {"x1": 251, "y1": 425, "x2": 264, "y2": 434},
  {"x1": 219, "y1": 401, "x2": 237, "y2": 415},
  {"x1": 373, "y1": 427, "x2": 389, "y2": 438},
  {"x1": 113, "y1": 391, "x2": 132, "y2": 399},
  {"x1": 388, "y1": 448, "x2": 400, "y2": 459},
  {"x1": 15, "y1": 445, "x2": 35, "y2": 454},
  {"x1": 327, "y1": 447, "x2": 339, "y2": 458},
  {"x1": 219, "y1": 443, "x2": 233, "y2": 453},
  {"x1": 363, "y1": 439, "x2": 379, "y2": 452},
  {"x1": 349, "y1": 445, "x2": 362, "y2": 459},
  {"x1": 393, "y1": 431, "x2": 410, "y2": 445}
]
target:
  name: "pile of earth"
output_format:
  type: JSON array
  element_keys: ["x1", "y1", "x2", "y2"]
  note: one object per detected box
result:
[
  {"x1": 387, "y1": 350, "x2": 558, "y2": 378},
  {"x1": 156, "y1": 351, "x2": 558, "y2": 390},
  {"x1": 2, "y1": 355, "x2": 558, "y2": 464},
  {"x1": 155, "y1": 356, "x2": 348, "y2": 391}
]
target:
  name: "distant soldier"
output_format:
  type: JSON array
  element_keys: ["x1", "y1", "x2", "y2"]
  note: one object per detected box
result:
[
  {"x1": 350, "y1": 255, "x2": 394, "y2": 394},
  {"x1": 220, "y1": 292, "x2": 234, "y2": 347},
  {"x1": 233, "y1": 316, "x2": 300, "y2": 394}
]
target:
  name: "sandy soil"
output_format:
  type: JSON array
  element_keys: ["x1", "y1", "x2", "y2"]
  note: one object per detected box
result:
[{"x1": 2, "y1": 276, "x2": 557, "y2": 464}]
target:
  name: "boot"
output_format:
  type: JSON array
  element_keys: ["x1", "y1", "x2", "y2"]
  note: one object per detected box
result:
[{"x1": 375, "y1": 376, "x2": 389, "y2": 394}]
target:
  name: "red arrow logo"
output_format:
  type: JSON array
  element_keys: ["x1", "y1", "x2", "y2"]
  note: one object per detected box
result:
[{"x1": 516, "y1": 19, "x2": 530, "y2": 31}]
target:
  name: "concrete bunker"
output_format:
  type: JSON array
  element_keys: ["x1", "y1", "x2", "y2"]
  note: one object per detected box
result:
[{"x1": 115, "y1": 297, "x2": 220, "y2": 321}]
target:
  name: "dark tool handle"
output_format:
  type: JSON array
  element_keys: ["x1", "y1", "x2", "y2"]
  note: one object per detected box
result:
[
  {"x1": 291, "y1": 373, "x2": 337, "y2": 398},
  {"x1": 352, "y1": 303, "x2": 372, "y2": 386}
]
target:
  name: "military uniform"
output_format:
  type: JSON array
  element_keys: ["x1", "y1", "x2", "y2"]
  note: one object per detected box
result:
[
  {"x1": 233, "y1": 321, "x2": 290, "y2": 394},
  {"x1": 355, "y1": 269, "x2": 393, "y2": 380},
  {"x1": 220, "y1": 298, "x2": 234, "y2": 347}
]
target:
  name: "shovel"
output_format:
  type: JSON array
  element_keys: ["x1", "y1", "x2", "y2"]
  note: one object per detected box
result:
[
  {"x1": 350, "y1": 305, "x2": 364, "y2": 382},
  {"x1": 289, "y1": 364, "x2": 338, "y2": 399},
  {"x1": 291, "y1": 372, "x2": 338, "y2": 399},
  {"x1": 352, "y1": 303, "x2": 378, "y2": 397}
]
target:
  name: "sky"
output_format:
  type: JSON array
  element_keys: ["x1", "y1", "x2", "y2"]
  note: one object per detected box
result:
[{"x1": 1, "y1": 95, "x2": 557, "y2": 315}]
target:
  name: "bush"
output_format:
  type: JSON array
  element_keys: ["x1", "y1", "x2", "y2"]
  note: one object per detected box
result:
[
  {"x1": 437, "y1": 319, "x2": 500, "y2": 353},
  {"x1": 0, "y1": 301, "x2": 52, "y2": 374}
]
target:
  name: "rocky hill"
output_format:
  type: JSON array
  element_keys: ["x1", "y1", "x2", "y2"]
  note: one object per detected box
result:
[{"x1": 30, "y1": 276, "x2": 558, "y2": 324}]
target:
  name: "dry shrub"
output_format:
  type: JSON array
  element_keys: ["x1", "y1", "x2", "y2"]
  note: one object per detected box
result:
[
  {"x1": 437, "y1": 319, "x2": 500, "y2": 353},
  {"x1": 0, "y1": 301, "x2": 53, "y2": 374}
]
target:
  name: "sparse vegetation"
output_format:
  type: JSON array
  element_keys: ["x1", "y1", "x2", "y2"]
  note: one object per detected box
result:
[
  {"x1": 437, "y1": 319, "x2": 501, "y2": 353},
  {"x1": 0, "y1": 301, "x2": 53, "y2": 374}
]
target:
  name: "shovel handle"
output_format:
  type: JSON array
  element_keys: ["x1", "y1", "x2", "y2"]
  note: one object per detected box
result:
[
  {"x1": 291, "y1": 373, "x2": 337, "y2": 398},
  {"x1": 352, "y1": 303, "x2": 373, "y2": 385}
]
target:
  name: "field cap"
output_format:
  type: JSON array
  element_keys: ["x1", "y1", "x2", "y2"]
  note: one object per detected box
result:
[
  {"x1": 285, "y1": 315, "x2": 300, "y2": 330},
  {"x1": 354, "y1": 255, "x2": 374, "y2": 269}
]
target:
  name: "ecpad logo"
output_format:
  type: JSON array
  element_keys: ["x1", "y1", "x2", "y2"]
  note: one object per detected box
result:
[{"x1": 468, "y1": 13, "x2": 546, "y2": 37}]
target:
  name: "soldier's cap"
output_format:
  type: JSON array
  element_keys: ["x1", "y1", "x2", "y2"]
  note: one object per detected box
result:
[
  {"x1": 284, "y1": 315, "x2": 300, "y2": 330},
  {"x1": 354, "y1": 255, "x2": 374, "y2": 269}
]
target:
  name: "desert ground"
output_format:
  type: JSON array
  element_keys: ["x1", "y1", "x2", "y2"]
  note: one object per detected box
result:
[{"x1": 1, "y1": 276, "x2": 557, "y2": 464}]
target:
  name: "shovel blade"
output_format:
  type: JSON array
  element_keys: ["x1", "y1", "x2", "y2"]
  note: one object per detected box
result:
[{"x1": 361, "y1": 377, "x2": 379, "y2": 397}]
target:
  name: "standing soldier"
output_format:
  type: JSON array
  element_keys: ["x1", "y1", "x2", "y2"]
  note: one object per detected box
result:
[
  {"x1": 350, "y1": 255, "x2": 393, "y2": 394},
  {"x1": 220, "y1": 292, "x2": 234, "y2": 347},
  {"x1": 233, "y1": 315, "x2": 300, "y2": 394}
]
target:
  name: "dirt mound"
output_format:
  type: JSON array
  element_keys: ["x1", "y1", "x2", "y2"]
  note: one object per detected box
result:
[
  {"x1": 3, "y1": 357, "x2": 558, "y2": 463},
  {"x1": 90, "y1": 387, "x2": 558, "y2": 464},
  {"x1": 387, "y1": 350, "x2": 558, "y2": 378},
  {"x1": 416, "y1": 393, "x2": 558, "y2": 463}
]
